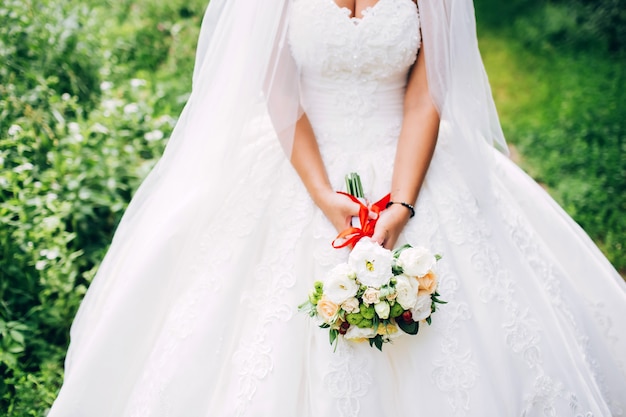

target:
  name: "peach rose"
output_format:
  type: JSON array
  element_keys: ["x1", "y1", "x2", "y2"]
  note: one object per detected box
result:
[
  {"x1": 417, "y1": 271, "x2": 438, "y2": 296},
  {"x1": 316, "y1": 298, "x2": 339, "y2": 323}
]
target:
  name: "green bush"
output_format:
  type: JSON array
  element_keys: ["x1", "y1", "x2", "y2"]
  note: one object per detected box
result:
[
  {"x1": 0, "y1": 0, "x2": 102, "y2": 111},
  {"x1": 0, "y1": 0, "x2": 204, "y2": 414}
]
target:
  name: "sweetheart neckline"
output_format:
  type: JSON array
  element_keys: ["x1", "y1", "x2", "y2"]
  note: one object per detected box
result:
[
  {"x1": 327, "y1": 0, "x2": 417, "y2": 27},
  {"x1": 328, "y1": 0, "x2": 389, "y2": 25}
]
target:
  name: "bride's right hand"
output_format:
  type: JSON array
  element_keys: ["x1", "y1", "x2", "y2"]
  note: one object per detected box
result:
[{"x1": 315, "y1": 190, "x2": 362, "y2": 234}]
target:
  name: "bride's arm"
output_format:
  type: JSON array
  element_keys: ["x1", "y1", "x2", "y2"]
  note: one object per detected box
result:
[
  {"x1": 372, "y1": 47, "x2": 440, "y2": 249},
  {"x1": 290, "y1": 113, "x2": 361, "y2": 233}
]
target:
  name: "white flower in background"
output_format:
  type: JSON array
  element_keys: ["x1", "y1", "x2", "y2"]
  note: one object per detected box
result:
[
  {"x1": 323, "y1": 263, "x2": 358, "y2": 305},
  {"x1": 68, "y1": 122, "x2": 80, "y2": 134},
  {"x1": 155, "y1": 114, "x2": 177, "y2": 128},
  {"x1": 374, "y1": 301, "x2": 390, "y2": 319},
  {"x1": 124, "y1": 103, "x2": 139, "y2": 114},
  {"x1": 92, "y1": 123, "x2": 109, "y2": 134},
  {"x1": 130, "y1": 78, "x2": 147, "y2": 88},
  {"x1": 348, "y1": 238, "x2": 393, "y2": 288},
  {"x1": 344, "y1": 325, "x2": 376, "y2": 341},
  {"x1": 397, "y1": 246, "x2": 436, "y2": 277},
  {"x1": 42, "y1": 216, "x2": 60, "y2": 230},
  {"x1": 102, "y1": 99, "x2": 121, "y2": 113},
  {"x1": 410, "y1": 295, "x2": 432, "y2": 322},
  {"x1": 8, "y1": 124, "x2": 22, "y2": 136},
  {"x1": 68, "y1": 122, "x2": 81, "y2": 135},
  {"x1": 100, "y1": 81, "x2": 114, "y2": 91},
  {"x1": 395, "y1": 274, "x2": 419, "y2": 310},
  {"x1": 144, "y1": 129, "x2": 164, "y2": 142},
  {"x1": 14, "y1": 163, "x2": 34, "y2": 173},
  {"x1": 362, "y1": 287, "x2": 380, "y2": 305},
  {"x1": 341, "y1": 297, "x2": 360, "y2": 313},
  {"x1": 40, "y1": 248, "x2": 60, "y2": 260}
]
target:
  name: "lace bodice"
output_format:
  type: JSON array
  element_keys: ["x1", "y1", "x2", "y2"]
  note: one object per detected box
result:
[
  {"x1": 288, "y1": 0, "x2": 420, "y2": 151},
  {"x1": 289, "y1": 0, "x2": 420, "y2": 82}
]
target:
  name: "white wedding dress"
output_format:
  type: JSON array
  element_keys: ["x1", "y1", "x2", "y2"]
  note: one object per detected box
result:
[{"x1": 49, "y1": 0, "x2": 626, "y2": 416}]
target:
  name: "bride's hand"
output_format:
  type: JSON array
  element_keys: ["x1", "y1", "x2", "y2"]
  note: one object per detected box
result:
[
  {"x1": 371, "y1": 204, "x2": 411, "y2": 249},
  {"x1": 315, "y1": 190, "x2": 362, "y2": 234}
]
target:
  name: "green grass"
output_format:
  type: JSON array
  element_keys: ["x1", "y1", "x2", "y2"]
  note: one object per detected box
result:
[{"x1": 476, "y1": 4, "x2": 626, "y2": 272}]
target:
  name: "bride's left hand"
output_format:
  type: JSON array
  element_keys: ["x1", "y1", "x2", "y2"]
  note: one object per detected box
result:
[{"x1": 370, "y1": 204, "x2": 411, "y2": 249}]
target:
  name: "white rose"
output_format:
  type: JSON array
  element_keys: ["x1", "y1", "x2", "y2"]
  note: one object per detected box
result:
[
  {"x1": 341, "y1": 297, "x2": 360, "y2": 313},
  {"x1": 397, "y1": 246, "x2": 436, "y2": 277},
  {"x1": 395, "y1": 274, "x2": 419, "y2": 310},
  {"x1": 374, "y1": 301, "x2": 390, "y2": 319},
  {"x1": 344, "y1": 325, "x2": 376, "y2": 341},
  {"x1": 362, "y1": 287, "x2": 381, "y2": 305},
  {"x1": 410, "y1": 295, "x2": 433, "y2": 322},
  {"x1": 323, "y1": 263, "x2": 358, "y2": 305},
  {"x1": 349, "y1": 239, "x2": 393, "y2": 288}
]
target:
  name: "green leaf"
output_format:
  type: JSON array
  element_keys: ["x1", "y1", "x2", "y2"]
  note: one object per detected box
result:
[
  {"x1": 329, "y1": 328, "x2": 338, "y2": 346},
  {"x1": 392, "y1": 244, "x2": 412, "y2": 259},
  {"x1": 373, "y1": 335, "x2": 383, "y2": 351},
  {"x1": 397, "y1": 319, "x2": 419, "y2": 335},
  {"x1": 432, "y1": 297, "x2": 447, "y2": 305}
]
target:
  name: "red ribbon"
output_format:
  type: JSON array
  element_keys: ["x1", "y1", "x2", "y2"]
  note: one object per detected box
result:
[{"x1": 331, "y1": 192, "x2": 391, "y2": 249}]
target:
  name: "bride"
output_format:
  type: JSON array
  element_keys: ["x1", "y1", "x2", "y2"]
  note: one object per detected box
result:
[{"x1": 49, "y1": 0, "x2": 626, "y2": 415}]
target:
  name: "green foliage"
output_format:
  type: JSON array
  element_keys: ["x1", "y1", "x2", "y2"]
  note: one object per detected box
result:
[
  {"x1": 510, "y1": 51, "x2": 626, "y2": 269},
  {"x1": 0, "y1": 0, "x2": 205, "y2": 414},
  {"x1": 477, "y1": 0, "x2": 626, "y2": 53},
  {"x1": 477, "y1": 0, "x2": 626, "y2": 271}
]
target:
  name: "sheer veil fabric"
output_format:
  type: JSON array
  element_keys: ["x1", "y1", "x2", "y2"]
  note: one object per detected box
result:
[{"x1": 48, "y1": 0, "x2": 626, "y2": 415}]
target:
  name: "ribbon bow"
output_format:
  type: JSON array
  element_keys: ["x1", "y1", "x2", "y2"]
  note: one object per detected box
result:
[{"x1": 331, "y1": 192, "x2": 391, "y2": 249}]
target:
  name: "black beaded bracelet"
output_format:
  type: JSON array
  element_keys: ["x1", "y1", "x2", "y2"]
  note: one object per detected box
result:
[{"x1": 386, "y1": 201, "x2": 415, "y2": 218}]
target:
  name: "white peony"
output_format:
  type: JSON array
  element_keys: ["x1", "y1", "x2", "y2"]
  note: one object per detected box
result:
[
  {"x1": 344, "y1": 325, "x2": 377, "y2": 341},
  {"x1": 341, "y1": 297, "x2": 360, "y2": 313},
  {"x1": 374, "y1": 301, "x2": 390, "y2": 319},
  {"x1": 410, "y1": 295, "x2": 433, "y2": 322},
  {"x1": 349, "y1": 239, "x2": 393, "y2": 288},
  {"x1": 323, "y1": 263, "x2": 358, "y2": 305},
  {"x1": 395, "y1": 274, "x2": 419, "y2": 310},
  {"x1": 397, "y1": 246, "x2": 436, "y2": 277}
]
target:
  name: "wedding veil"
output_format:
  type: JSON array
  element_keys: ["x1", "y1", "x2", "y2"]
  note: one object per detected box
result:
[{"x1": 58, "y1": 0, "x2": 507, "y2": 404}]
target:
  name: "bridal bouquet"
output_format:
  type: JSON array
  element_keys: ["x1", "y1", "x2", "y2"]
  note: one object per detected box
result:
[{"x1": 299, "y1": 173, "x2": 445, "y2": 351}]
